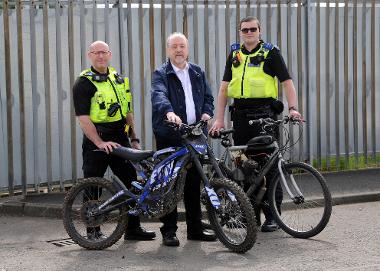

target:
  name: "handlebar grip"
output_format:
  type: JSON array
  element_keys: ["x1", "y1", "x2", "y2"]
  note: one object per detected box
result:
[
  {"x1": 209, "y1": 128, "x2": 234, "y2": 139},
  {"x1": 219, "y1": 128, "x2": 235, "y2": 136},
  {"x1": 248, "y1": 119, "x2": 263, "y2": 125}
]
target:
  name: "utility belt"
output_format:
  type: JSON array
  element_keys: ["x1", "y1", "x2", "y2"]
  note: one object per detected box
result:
[
  {"x1": 95, "y1": 124, "x2": 126, "y2": 136},
  {"x1": 230, "y1": 98, "x2": 283, "y2": 121},
  {"x1": 231, "y1": 106, "x2": 275, "y2": 121}
]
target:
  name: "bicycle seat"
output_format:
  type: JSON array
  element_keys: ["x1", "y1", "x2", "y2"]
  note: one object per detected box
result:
[
  {"x1": 246, "y1": 135, "x2": 276, "y2": 155},
  {"x1": 111, "y1": 147, "x2": 155, "y2": 162},
  {"x1": 247, "y1": 135, "x2": 274, "y2": 146}
]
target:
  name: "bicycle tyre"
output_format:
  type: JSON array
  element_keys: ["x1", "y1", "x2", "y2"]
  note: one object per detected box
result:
[
  {"x1": 63, "y1": 177, "x2": 128, "y2": 250},
  {"x1": 268, "y1": 162, "x2": 332, "y2": 238},
  {"x1": 206, "y1": 178, "x2": 257, "y2": 253}
]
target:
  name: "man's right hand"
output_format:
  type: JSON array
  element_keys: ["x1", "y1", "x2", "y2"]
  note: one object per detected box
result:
[
  {"x1": 209, "y1": 119, "x2": 225, "y2": 137},
  {"x1": 96, "y1": 141, "x2": 121, "y2": 154}
]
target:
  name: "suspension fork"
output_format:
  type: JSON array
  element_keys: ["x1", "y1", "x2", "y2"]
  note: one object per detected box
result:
[
  {"x1": 188, "y1": 147, "x2": 223, "y2": 209},
  {"x1": 277, "y1": 156, "x2": 304, "y2": 200}
]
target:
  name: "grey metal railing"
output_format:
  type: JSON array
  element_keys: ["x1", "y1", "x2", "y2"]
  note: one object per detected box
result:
[{"x1": 0, "y1": 0, "x2": 379, "y2": 195}]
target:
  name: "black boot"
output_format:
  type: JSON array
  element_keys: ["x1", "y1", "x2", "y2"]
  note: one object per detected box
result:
[
  {"x1": 87, "y1": 227, "x2": 106, "y2": 240},
  {"x1": 124, "y1": 226, "x2": 156, "y2": 241},
  {"x1": 162, "y1": 232, "x2": 180, "y2": 247},
  {"x1": 261, "y1": 202, "x2": 279, "y2": 232}
]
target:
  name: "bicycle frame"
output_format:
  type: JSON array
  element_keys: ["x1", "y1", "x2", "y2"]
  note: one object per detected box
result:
[
  {"x1": 218, "y1": 118, "x2": 305, "y2": 203},
  {"x1": 90, "y1": 121, "x2": 226, "y2": 219}
]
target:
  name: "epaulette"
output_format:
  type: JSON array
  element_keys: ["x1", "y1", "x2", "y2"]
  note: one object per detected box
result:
[
  {"x1": 262, "y1": 42, "x2": 274, "y2": 51},
  {"x1": 230, "y1": 43, "x2": 241, "y2": 52}
]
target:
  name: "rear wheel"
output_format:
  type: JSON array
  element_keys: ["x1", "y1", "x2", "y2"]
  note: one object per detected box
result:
[
  {"x1": 205, "y1": 178, "x2": 257, "y2": 253},
  {"x1": 63, "y1": 177, "x2": 128, "y2": 249},
  {"x1": 268, "y1": 162, "x2": 332, "y2": 238}
]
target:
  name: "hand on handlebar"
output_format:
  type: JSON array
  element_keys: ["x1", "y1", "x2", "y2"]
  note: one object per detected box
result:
[
  {"x1": 209, "y1": 128, "x2": 235, "y2": 139},
  {"x1": 209, "y1": 119, "x2": 225, "y2": 137},
  {"x1": 289, "y1": 109, "x2": 303, "y2": 121},
  {"x1": 166, "y1": 112, "x2": 182, "y2": 125}
]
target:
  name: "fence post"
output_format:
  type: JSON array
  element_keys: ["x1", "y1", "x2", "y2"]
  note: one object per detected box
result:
[{"x1": 3, "y1": 0, "x2": 14, "y2": 195}]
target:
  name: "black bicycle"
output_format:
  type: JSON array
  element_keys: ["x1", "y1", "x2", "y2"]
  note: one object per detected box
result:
[{"x1": 212, "y1": 117, "x2": 332, "y2": 238}]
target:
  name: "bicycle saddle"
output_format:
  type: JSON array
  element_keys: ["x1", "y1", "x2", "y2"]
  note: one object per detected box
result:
[
  {"x1": 111, "y1": 147, "x2": 155, "y2": 162},
  {"x1": 247, "y1": 135, "x2": 274, "y2": 146}
]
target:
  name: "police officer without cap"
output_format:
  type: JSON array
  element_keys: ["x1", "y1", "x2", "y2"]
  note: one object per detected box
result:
[
  {"x1": 210, "y1": 17, "x2": 302, "y2": 232},
  {"x1": 72, "y1": 40, "x2": 155, "y2": 240}
]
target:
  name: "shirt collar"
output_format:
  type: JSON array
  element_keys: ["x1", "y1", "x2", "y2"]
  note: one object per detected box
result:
[
  {"x1": 171, "y1": 62, "x2": 189, "y2": 73},
  {"x1": 91, "y1": 66, "x2": 109, "y2": 75},
  {"x1": 241, "y1": 40, "x2": 263, "y2": 54}
]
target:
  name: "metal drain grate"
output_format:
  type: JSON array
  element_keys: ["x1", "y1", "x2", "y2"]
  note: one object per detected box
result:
[{"x1": 47, "y1": 238, "x2": 76, "y2": 247}]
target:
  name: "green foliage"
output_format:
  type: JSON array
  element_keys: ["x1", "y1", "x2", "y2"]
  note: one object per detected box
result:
[{"x1": 312, "y1": 153, "x2": 380, "y2": 172}]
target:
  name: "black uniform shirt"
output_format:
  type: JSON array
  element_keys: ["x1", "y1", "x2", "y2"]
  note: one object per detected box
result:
[
  {"x1": 222, "y1": 40, "x2": 291, "y2": 83},
  {"x1": 72, "y1": 67, "x2": 125, "y2": 130}
]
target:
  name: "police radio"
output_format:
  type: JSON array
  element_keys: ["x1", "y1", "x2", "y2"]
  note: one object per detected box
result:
[
  {"x1": 114, "y1": 73, "x2": 124, "y2": 84},
  {"x1": 250, "y1": 54, "x2": 265, "y2": 66},
  {"x1": 92, "y1": 74, "x2": 108, "y2": 82},
  {"x1": 230, "y1": 43, "x2": 241, "y2": 67}
]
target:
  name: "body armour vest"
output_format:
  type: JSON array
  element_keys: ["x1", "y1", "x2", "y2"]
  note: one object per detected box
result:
[
  {"x1": 80, "y1": 67, "x2": 132, "y2": 123},
  {"x1": 227, "y1": 43, "x2": 278, "y2": 99}
]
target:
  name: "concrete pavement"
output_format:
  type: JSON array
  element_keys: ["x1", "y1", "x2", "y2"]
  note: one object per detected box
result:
[
  {"x1": 1, "y1": 201, "x2": 380, "y2": 271},
  {"x1": 0, "y1": 168, "x2": 379, "y2": 219}
]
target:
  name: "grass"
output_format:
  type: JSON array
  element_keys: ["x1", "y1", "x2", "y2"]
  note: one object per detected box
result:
[{"x1": 312, "y1": 153, "x2": 380, "y2": 172}]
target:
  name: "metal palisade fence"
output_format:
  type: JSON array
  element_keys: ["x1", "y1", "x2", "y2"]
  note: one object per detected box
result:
[{"x1": 0, "y1": 0, "x2": 379, "y2": 195}]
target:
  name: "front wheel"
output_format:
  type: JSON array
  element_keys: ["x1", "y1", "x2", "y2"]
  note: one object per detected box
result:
[
  {"x1": 268, "y1": 162, "x2": 332, "y2": 238},
  {"x1": 205, "y1": 178, "x2": 257, "y2": 253},
  {"x1": 63, "y1": 177, "x2": 128, "y2": 249}
]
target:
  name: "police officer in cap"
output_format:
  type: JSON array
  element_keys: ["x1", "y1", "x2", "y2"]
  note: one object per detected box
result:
[
  {"x1": 72, "y1": 40, "x2": 155, "y2": 240},
  {"x1": 210, "y1": 17, "x2": 302, "y2": 232}
]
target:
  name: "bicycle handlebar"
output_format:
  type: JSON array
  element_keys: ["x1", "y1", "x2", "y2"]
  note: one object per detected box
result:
[
  {"x1": 248, "y1": 116, "x2": 304, "y2": 126},
  {"x1": 209, "y1": 128, "x2": 235, "y2": 139},
  {"x1": 165, "y1": 119, "x2": 209, "y2": 137}
]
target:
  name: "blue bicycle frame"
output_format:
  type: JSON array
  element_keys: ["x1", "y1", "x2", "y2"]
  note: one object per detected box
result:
[{"x1": 93, "y1": 121, "x2": 226, "y2": 218}]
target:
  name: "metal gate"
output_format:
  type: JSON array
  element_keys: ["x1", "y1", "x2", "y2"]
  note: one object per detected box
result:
[{"x1": 0, "y1": 0, "x2": 379, "y2": 195}]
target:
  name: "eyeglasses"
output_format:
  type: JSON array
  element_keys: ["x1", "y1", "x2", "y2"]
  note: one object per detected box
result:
[
  {"x1": 90, "y1": 51, "x2": 110, "y2": 56},
  {"x1": 240, "y1": 27, "x2": 258, "y2": 34}
]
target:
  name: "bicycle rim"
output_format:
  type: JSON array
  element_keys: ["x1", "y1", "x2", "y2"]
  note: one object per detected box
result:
[
  {"x1": 206, "y1": 178, "x2": 256, "y2": 253},
  {"x1": 269, "y1": 162, "x2": 332, "y2": 238},
  {"x1": 63, "y1": 177, "x2": 127, "y2": 249}
]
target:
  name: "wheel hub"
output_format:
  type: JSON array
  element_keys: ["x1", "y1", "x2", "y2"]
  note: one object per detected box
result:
[{"x1": 80, "y1": 200, "x2": 104, "y2": 227}]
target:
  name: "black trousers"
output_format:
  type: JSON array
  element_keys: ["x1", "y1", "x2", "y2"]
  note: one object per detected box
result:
[
  {"x1": 155, "y1": 137, "x2": 202, "y2": 236},
  {"x1": 232, "y1": 106, "x2": 283, "y2": 222},
  {"x1": 82, "y1": 131, "x2": 140, "y2": 229}
]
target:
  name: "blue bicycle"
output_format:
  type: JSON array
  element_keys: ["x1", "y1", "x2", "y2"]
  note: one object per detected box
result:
[{"x1": 63, "y1": 120, "x2": 256, "y2": 253}]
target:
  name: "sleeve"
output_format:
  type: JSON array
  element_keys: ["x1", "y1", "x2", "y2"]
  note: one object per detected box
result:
[
  {"x1": 201, "y1": 70, "x2": 215, "y2": 117},
  {"x1": 151, "y1": 70, "x2": 174, "y2": 116},
  {"x1": 267, "y1": 47, "x2": 291, "y2": 83},
  {"x1": 222, "y1": 52, "x2": 234, "y2": 82},
  {"x1": 72, "y1": 77, "x2": 96, "y2": 116}
]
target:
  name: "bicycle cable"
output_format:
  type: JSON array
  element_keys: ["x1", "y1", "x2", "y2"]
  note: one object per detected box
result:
[{"x1": 280, "y1": 121, "x2": 304, "y2": 153}]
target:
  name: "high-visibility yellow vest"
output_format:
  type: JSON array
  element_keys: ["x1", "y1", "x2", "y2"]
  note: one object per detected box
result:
[
  {"x1": 79, "y1": 67, "x2": 132, "y2": 123},
  {"x1": 228, "y1": 43, "x2": 278, "y2": 99}
]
